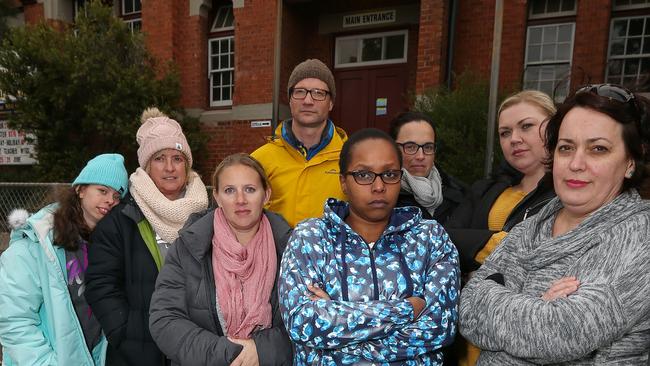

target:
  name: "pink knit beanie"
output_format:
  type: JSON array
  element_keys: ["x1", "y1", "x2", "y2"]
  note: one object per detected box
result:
[{"x1": 136, "y1": 107, "x2": 193, "y2": 168}]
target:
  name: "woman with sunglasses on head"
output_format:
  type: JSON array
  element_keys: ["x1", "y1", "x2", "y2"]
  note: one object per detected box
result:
[
  {"x1": 459, "y1": 84, "x2": 650, "y2": 365},
  {"x1": 389, "y1": 112, "x2": 469, "y2": 226},
  {"x1": 0, "y1": 154, "x2": 128, "y2": 366},
  {"x1": 279, "y1": 128, "x2": 460, "y2": 365}
]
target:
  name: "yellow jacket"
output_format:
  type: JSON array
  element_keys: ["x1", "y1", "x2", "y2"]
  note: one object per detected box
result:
[{"x1": 251, "y1": 122, "x2": 348, "y2": 227}]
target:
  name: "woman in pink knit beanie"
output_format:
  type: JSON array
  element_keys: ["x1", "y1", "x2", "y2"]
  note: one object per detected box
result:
[{"x1": 85, "y1": 107, "x2": 209, "y2": 366}]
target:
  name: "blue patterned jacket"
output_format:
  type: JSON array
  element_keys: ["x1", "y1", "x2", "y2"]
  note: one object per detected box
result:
[{"x1": 279, "y1": 198, "x2": 460, "y2": 365}]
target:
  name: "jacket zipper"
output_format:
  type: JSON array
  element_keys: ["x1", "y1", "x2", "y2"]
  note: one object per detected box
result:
[
  {"x1": 367, "y1": 242, "x2": 380, "y2": 301},
  {"x1": 203, "y1": 258, "x2": 223, "y2": 335}
]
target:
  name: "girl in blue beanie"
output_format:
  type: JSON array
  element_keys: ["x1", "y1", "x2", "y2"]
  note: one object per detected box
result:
[{"x1": 0, "y1": 153, "x2": 128, "y2": 366}]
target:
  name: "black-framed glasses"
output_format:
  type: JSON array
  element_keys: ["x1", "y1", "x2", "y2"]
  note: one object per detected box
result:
[
  {"x1": 344, "y1": 169, "x2": 403, "y2": 185},
  {"x1": 397, "y1": 142, "x2": 436, "y2": 155},
  {"x1": 290, "y1": 87, "x2": 330, "y2": 101},
  {"x1": 576, "y1": 84, "x2": 635, "y2": 105}
]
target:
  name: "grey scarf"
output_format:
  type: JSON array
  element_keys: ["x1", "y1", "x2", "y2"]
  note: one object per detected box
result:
[{"x1": 400, "y1": 166, "x2": 444, "y2": 217}]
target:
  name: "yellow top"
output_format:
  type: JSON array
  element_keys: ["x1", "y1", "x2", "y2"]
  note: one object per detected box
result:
[{"x1": 475, "y1": 187, "x2": 526, "y2": 264}]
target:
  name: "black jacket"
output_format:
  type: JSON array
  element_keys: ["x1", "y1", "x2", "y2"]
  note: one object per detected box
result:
[
  {"x1": 396, "y1": 167, "x2": 469, "y2": 226},
  {"x1": 445, "y1": 162, "x2": 555, "y2": 273},
  {"x1": 85, "y1": 195, "x2": 167, "y2": 366},
  {"x1": 149, "y1": 209, "x2": 293, "y2": 366}
]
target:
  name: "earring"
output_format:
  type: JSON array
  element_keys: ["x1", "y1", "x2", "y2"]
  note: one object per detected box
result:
[{"x1": 626, "y1": 170, "x2": 634, "y2": 178}]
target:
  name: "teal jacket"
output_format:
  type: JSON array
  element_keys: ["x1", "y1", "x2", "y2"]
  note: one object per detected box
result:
[{"x1": 0, "y1": 204, "x2": 107, "y2": 365}]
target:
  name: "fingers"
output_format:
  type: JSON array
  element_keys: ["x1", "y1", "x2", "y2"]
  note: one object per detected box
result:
[
  {"x1": 542, "y1": 277, "x2": 580, "y2": 301},
  {"x1": 307, "y1": 284, "x2": 331, "y2": 300}
]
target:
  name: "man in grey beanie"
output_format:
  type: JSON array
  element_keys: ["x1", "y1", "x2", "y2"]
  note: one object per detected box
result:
[{"x1": 252, "y1": 59, "x2": 348, "y2": 227}]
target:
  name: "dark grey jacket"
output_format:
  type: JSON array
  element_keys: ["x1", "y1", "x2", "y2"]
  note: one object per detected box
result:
[{"x1": 149, "y1": 209, "x2": 293, "y2": 366}]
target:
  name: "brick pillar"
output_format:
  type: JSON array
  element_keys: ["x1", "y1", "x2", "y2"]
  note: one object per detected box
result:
[
  {"x1": 499, "y1": 1, "x2": 527, "y2": 91},
  {"x1": 142, "y1": 0, "x2": 175, "y2": 67},
  {"x1": 233, "y1": 0, "x2": 278, "y2": 105},
  {"x1": 415, "y1": 0, "x2": 448, "y2": 94},
  {"x1": 23, "y1": 2, "x2": 45, "y2": 24},
  {"x1": 571, "y1": 0, "x2": 612, "y2": 88},
  {"x1": 176, "y1": 0, "x2": 208, "y2": 108}
]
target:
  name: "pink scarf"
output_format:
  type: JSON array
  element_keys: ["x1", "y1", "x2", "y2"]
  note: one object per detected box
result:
[{"x1": 211, "y1": 208, "x2": 276, "y2": 339}]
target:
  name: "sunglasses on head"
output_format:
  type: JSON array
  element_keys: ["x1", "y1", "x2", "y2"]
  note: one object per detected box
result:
[{"x1": 576, "y1": 83, "x2": 635, "y2": 105}]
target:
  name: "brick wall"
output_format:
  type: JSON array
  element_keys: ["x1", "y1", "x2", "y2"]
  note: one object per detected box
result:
[
  {"x1": 415, "y1": 0, "x2": 448, "y2": 94},
  {"x1": 196, "y1": 121, "x2": 272, "y2": 177},
  {"x1": 23, "y1": 2, "x2": 44, "y2": 24},
  {"x1": 571, "y1": 0, "x2": 612, "y2": 88}
]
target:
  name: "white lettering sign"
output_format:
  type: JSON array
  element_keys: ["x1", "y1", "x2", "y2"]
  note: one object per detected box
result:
[
  {"x1": 343, "y1": 10, "x2": 396, "y2": 28},
  {"x1": 0, "y1": 120, "x2": 37, "y2": 165}
]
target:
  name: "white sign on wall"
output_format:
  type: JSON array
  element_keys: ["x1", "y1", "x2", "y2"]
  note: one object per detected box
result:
[
  {"x1": 0, "y1": 120, "x2": 37, "y2": 165},
  {"x1": 343, "y1": 10, "x2": 396, "y2": 28}
]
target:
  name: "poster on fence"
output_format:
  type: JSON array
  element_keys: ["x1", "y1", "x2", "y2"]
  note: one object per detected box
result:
[{"x1": 0, "y1": 119, "x2": 37, "y2": 165}]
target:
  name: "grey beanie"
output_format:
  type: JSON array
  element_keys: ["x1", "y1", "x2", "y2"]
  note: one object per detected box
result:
[{"x1": 287, "y1": 59, "x2": 336, "y2": 100}]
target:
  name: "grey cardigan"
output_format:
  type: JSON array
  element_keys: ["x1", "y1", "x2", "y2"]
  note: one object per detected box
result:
[
  {"x1": 149, "y1": 209, "x2": 293, "y2": 366},
  {"x1": 460, "y1": 190, "x2": 650, "y2": 365}
]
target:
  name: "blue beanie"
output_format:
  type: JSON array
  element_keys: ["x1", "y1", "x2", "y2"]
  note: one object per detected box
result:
[{"x1": 72, "y1": 153, "x2": 129, "y2": 198}]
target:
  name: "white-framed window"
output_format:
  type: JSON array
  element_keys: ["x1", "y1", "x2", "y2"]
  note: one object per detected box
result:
[
  {"x1": 125, "y1": 18, "x2": 142, "y2": 33},
  {"x1": 606, "y1": 16, "x2": 650, "y2": 90},
  {"x1": 528, "y1": 0, "x2": 576, "y2": 19},
  {"x1": 523, "y1": 23, "x2": 575, "y2": 101},
  {"x1": 122, "y1": 0, "x2": 142, "y2": 16},
  {"x1": 613, "y1": 0, "x2": 650, "y2": 11},
  {"x1": 209, "y1": 36, "x2": 234, "y2": 107},
  {"x1": 335, "y1": 30, "x2": 408, "y2": 68},
  {"x1": 211, "y1": 5, "x2": 234, "y2": 32}
]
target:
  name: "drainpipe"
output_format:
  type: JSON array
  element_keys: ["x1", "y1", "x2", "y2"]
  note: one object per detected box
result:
[
  {"x1": 484, "y1": 0, "x2": 503, "y2": 178},
  {"x1": 446, "y1": 0, "x2": 457, "y2": 90},
  {"x1": 271, "y1": 0, "x2": 283, "y2": 138}
]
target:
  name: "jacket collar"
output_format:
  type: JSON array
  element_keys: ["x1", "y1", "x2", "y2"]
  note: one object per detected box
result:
[{"x1": 323, "y1": 198, "x2": 422, "y2": 238}]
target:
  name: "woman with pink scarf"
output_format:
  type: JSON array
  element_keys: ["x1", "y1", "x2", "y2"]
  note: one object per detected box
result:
[{"x1": 149, "y1": 153, "x2": 293, "y2": 366}]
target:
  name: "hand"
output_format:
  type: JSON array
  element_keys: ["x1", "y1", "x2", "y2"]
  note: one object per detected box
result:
[
  {"x1": 406, "y1": 296, "x2": 426, "y2": 319},
  {"x1": 307, "y1": 284, "x2": 331, "y2": 300},
  {"x1": 228, "y1": 338, "x2": 259, "y2": 366},
  {"x1": 541, "y1": 277, "x2": 579, "y2": 301}
]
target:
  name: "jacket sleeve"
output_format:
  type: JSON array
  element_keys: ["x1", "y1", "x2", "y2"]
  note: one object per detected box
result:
[
  {"x1": 278, "y1": 227, "x2": 416, "y2": 350},
  {"x1": 85, "y1": 212, "x2": 130, "y2": 355},
  {"x1": 251, "y1": 292, "x2": 293, "y2": 365},
  {"x1": 149, "y1": 240, "x2": 243, "y2": 366},
  {"x1": 338, "y1": 226, "x2": 460, "y2": 363},
  {"x1": 459, "y1": 225, "x2": 650, "y2": 364},
  {"x1": 0, "y1": 237, "x2": 57, "y2": 365}
]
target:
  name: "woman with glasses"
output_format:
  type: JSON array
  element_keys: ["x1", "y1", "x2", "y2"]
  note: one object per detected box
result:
[
  {"x1": 389, "y1": 112, "x2": 469, "y2": 226},
  {"x1": 459, "y1": 84, "x2": 650, "y2": 365},
  {"x1": 279, "y1": 128, "x2": 460, "y2": 365}
]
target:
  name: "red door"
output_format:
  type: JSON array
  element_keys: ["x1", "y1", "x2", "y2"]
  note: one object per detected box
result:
[{"x1": 332, "y1": 65, "x2": 408, "y2": 135}]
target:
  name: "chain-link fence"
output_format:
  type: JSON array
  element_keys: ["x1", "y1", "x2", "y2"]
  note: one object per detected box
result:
[{"x1": 0, "y1": 183, "x2": 67, "y2": 251}]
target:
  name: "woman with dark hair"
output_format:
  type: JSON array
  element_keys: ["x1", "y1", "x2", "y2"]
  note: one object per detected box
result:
[
  {"x1": 389, "y1": 111, "x2": 468, "y2": 225},
  {"x1": 279, "y1": 128, "x2": 460, "y2": 365},
  {"x1": 459, "y1": 84, "x2": 650, "y2": 365},
  {"x1": 85, "y1": 108, "x2": 209, "y2": 365},
  {"x1": 0, "y1": 154, "x2": 128, "y2": 366},
  {"x1": 149, "y1": 153, "x2": 293, "y2": 366}
]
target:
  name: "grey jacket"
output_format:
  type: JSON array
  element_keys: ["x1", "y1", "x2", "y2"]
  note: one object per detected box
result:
[
  {"x1": 460, "y1": 190, "x2": 650, "y2": 365},
  {"x1": 149, "y1": 209, "x2": 293, "y2": 366}
]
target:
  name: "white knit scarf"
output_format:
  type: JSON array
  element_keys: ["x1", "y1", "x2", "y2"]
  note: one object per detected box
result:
[
  {"x1": 129, "y1": 167, "x2": 208, "y2": 243},
  {"x1": 400, "y1": 166, "x2": 444, "y2": 217}
]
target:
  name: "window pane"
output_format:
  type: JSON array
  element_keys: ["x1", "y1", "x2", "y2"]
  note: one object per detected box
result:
[
  {"x1": 531, "y1": 0, "x2": 546, "y2": 15},
  {"x1": 134, "y1": 0, "x2": 141, "y2": 12},
  {"x1": 625, "y1": 58, "x2": 640, "y2": 74},
  {"x1": 337, "y1": 39, "x2": 358, "y2": 64},
  {"x1": 547, "y1": 0, "x2": 561, "y2": 12},
  {"x1": 557, "y1": 24, "x2": 572, "y2": 42},
  {"x1": 557, "y1": 43, "x2": 571, "y2": 60},
  {"x1": 529, "y1": 27, "x2": 543, "y2": 44},
  {"x1": 561, "y1": 0, "x2": 576, "y2": 11},
  {"x1": 630, "y1": 18, "x2": 644, "y2": 36},
  {"x1": 613, "y1": 20, "x2": 628, "y2": 38},
  {"x1": 643, "y1": 36, "x2": 650, "y2": 53},
  {"x1": 224, "y1": 8, "x2": 234, "y2": 27},
  {"x1": 543, "y1": 26, "x2": 557, "y2": 43},
  {"x1": 123, "y1": 0, "x2": 133, "y2": 14},
  {"x1": 610, "y1": 39, "x2": 625, "y2": 55},
  {"x1": 385, "y1": 35, "x2": 405, "y2": 59},
  {"x1": 608, "y1": 59, "x2": 623, "y2": 76},
  {"x1": 527, "y1": 45, "x2": 541, "y2": 62},
  {"x1": 541, "y1": 44, "x2": 556, "y2": 61},
  {"x1": 627, "y1": 37, "x2": 642, "y2": 54},
  {"x1": 220, "y1": 55, "x2": 229, "y2": 68},
  {"x1": 361, "y1": 37, "x2": 382, "y2": 61},
  {"x1": 641, "y1": 58, "x2": 650, "y2": 74}
]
